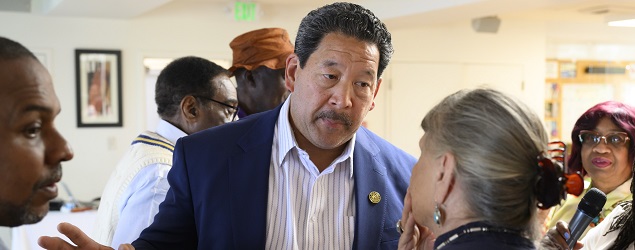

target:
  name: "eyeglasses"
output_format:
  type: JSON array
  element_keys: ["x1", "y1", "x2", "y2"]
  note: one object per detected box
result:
[
  {"x1": 193, "y1": 95, "x2": 239, "y2": 121},
  {"x1": 578, "y1": 130, "x2": 630, "y2": 147}
]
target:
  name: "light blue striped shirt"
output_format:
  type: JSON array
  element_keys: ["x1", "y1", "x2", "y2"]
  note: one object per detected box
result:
[{"x1": 265, "y1": 97, "x2": 356, "y2": 250}]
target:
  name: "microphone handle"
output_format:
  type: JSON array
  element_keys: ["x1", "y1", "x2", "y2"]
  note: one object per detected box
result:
[{"x1": 566, "y1": 211, "x2": 594, "y2": 249}]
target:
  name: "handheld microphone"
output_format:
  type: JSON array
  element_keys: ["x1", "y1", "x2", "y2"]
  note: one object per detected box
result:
[{"x1": 566, "y1": 187, "x2": 607, "y2": 249}]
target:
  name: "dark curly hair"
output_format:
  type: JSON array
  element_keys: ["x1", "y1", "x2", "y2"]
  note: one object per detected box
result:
[
  {"x1": 0, "y1": 36, "x2": 36, "y2": 61},
  {"x1": 155, "y1": 56, "x2": 229, "y2": 119},
  {"x1": 294, "y1": 2, "x2": 393, "y2": 79}
]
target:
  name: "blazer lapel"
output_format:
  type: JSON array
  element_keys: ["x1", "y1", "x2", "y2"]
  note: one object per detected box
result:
[
  {"x1": 228, "y1": 107, "x2": 280, "y2": 249},
  {"x1": 351, "y1": 129, "x2": 387, "y2": 250}
]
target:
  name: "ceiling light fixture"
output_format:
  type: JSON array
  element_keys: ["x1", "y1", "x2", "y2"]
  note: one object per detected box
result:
[
  {"x1": 608, "y1": 19, "x2": 635, "y2": 27},
  {"x1": 605, "y1": 12, "x2": 635, "y2": 27}
]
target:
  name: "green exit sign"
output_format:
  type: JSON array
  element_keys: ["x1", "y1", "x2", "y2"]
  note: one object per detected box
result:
[{"x1": 234, "y1": 2, "x2": 258, "y2": 21}]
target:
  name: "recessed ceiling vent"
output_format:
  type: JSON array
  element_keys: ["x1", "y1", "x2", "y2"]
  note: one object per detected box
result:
[{"x1": 579, "y1": 5, "x2": 635, "y2": 15}]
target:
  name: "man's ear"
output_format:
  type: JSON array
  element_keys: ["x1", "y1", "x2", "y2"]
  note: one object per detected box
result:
[
  {"x1": 285, "y1": 54, "x2": 299, "y2": 92},
  {"x1": 435, "y1": 152, "x2": 456, "y2": 204},
  {"x1": 370, "y1": 78, "x2": 382, "y2": 111},
  {"x1": 234, "y1": 69, "x2": 254, "y2": 88},
  {"x1": 181, "y1": 95, "x2": 198, "y2": 121},
  {"x1": 244, "y1": 70, "x2": 256, "y2": 88}
]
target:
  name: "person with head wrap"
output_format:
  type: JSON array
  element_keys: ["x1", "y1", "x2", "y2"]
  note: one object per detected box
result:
[{"x1": 229, "y1": 27, "x2": 293, "y2": 118}]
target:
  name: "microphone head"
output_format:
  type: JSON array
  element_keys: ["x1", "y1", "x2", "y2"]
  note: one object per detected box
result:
[{"x1": 578, "y1": 188, "x2": 607, "y2": 217}]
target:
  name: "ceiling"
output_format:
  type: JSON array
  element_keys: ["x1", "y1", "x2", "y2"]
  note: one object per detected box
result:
[{"x1": 1, "y1": 0, "x2": 635, "y2": 28}]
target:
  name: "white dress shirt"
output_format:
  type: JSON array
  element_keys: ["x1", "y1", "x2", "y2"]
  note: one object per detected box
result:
[
  {"x1": 0, "y1": 237, "x2": 7, "y2": 250},
  {"x1": 111, "y1": 120, "x2": 186, "y2": 247},
  {"x1": 265, "y1": 97, "x2": 356, "y2": 250}
]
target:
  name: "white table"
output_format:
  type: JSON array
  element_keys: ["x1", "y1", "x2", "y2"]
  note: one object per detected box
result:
[{"x1": 11, "y1": 210, "x2": 97, "y2": 250}]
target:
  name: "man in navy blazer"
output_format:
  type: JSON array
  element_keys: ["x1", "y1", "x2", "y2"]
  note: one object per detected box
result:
[
  {"x1": 130, "y1": 102, "x2": 414, "y2": 249},
  {"x1": 38, "y1": 2, "x2": 414, "y2": 250}
]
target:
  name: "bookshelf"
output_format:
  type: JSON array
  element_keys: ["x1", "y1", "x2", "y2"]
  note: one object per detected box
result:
[
  {"x1": 545, "y1": 59, "x2": 635, "y2": 141},
  {"x1": 544, "y1": 59, "x2": 572, "y2": 140}
]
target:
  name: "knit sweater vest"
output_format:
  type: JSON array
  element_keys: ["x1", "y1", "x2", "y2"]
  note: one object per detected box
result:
[{"x1": 93, "y1": 131, "x2": 174, "y2": 246}]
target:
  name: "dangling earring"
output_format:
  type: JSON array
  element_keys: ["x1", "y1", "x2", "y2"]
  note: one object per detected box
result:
[{"x1": 433, "y1": 203, "x2": 442, "y2": 226}]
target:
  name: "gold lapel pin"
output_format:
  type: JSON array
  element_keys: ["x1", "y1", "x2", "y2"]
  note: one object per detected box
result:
[{"x1": 368, "y1": 191, "x2": 381, "y2": 204}]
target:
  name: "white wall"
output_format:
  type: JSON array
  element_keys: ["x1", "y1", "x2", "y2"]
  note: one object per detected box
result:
[
  {"x1": 35, "y1": 0, "x2": 635, "y2": 199},
  {"x1": 9, "y1": 2, "x2": 627, "y2": 244},
  {"x1": 0, "y1": 2, "x2": 317, "y2": 203},
  {"x1": 0, "y1": 2, "x2": 553, "y2": 200},
  {"x1": 0, "y1": 3, "x2": 317, "y2": 243},
  {"x1": 4, "y1": 1, "x2": 634, "y2": 246},
  {"x1": 364, "y1": 18, "x2": 548, "y2": 156},
  {"x1": 5, "y1": 0, "x2": 635, "y2": 204},
  {"x1": 1, "y1": 12, "x2": 134, "y2": 203},
  {"x1": 3, "y1": 1, "x2": 635, "y2": 246}
]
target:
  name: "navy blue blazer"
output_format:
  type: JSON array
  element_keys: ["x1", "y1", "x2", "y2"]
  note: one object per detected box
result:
[{"x1": 132, "y1": 105, "x2": 415, "y2": 249}]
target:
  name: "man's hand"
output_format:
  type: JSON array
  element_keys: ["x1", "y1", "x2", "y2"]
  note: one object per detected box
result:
[{"x1": 37, "y1": 222, "x2": 125, "y2": 250}]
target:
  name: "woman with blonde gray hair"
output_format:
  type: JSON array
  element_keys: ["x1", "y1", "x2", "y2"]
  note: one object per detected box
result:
[{"x1": 398, "y1": 88, "x2": 571, "y2": 249}]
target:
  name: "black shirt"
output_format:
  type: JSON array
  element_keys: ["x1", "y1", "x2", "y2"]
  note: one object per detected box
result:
[{"x1": 434, "y1": 221, "x2": 535, "y2": 250}]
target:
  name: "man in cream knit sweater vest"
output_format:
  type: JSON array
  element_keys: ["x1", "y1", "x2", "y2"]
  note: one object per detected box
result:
[{"x1": 92, "y1": 56, "x2": 238, "y2": 247}]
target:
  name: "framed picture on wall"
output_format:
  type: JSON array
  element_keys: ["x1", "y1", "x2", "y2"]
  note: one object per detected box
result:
[{"x1": 75, "y1": 49, "x2": 123, "y2": 127}]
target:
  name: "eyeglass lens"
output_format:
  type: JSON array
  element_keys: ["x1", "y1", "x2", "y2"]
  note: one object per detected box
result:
[
  {"x1": 579, "y1": 131, "x2": 629, "y2": 146},
  {"x1": 195, "y1": 95, "x2": 238, "y2": 120},
  {"x1": 231, "y1": 107, "x2": 239, "y2": 121},
  {"x1": 222, "y1": 105, "x2": 238, "y2": 121}
]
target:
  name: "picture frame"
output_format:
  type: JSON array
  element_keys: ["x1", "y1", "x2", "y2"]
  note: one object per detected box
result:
[{"x1": 75, "y1": 49, "x2": 123, "y2": 127}]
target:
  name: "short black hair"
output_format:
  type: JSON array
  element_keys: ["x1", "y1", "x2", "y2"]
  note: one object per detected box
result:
[
  {"x1": 0, "y1": 36, "x2": 37, "y2": 61},
  {"x1": 294, "y1": 2, "x2": 393, "y2": 79},
  {"x1": 155, "y1": 56, "x2": 229, "y2": 118}
]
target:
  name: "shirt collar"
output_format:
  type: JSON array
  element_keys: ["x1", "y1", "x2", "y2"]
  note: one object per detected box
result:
[
  {"x1": 608, "y1": 177, "x2": 633, "y2": 197},
  {"x1": 276, "y1": 95, "x2": 355, "y2": 177},
  {"x1": 156, "y1": 119, "x2": 188, "y2": 144}
]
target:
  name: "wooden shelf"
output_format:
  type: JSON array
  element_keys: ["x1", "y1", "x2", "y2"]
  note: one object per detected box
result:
[{"x1": 545, "y1": 59, "x2": 635, "y2": 140}]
